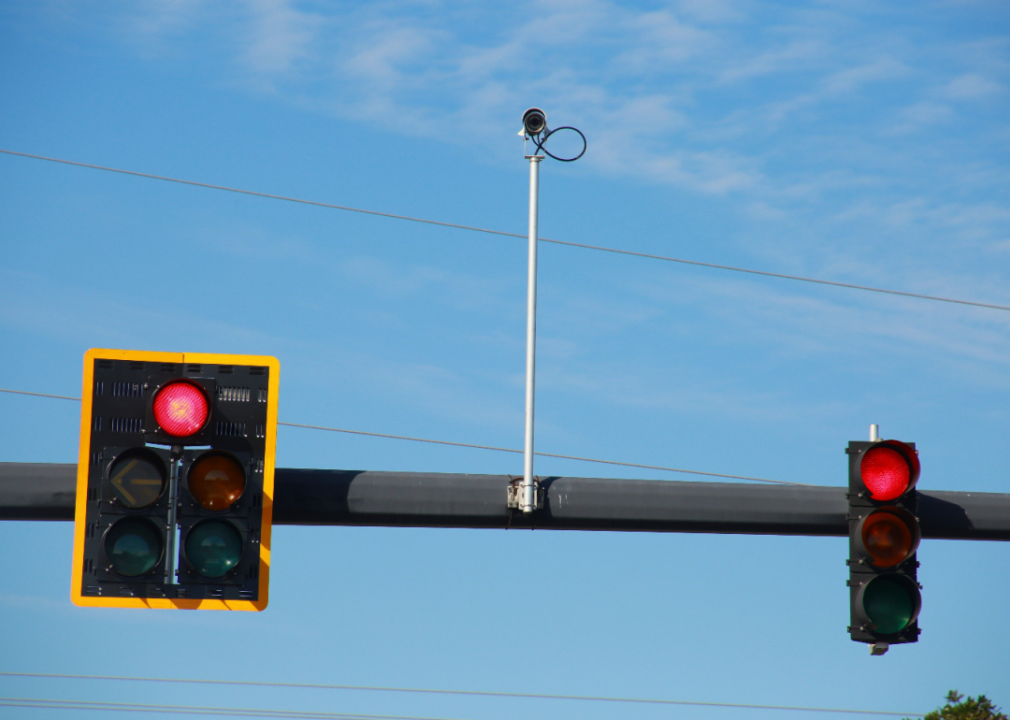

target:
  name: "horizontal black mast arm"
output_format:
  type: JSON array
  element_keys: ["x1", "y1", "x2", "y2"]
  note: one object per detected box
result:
[{"x1": 1, "y1": 463, "x2": 1008, "y2": 540}]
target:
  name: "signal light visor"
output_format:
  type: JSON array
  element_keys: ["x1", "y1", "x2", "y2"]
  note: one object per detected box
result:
[
  {"x1": 859, "y1": 440, "x2": 920, "y2": 501},
  {"x1": 153, "y1": 381, "x2": 209, "y2": 437}
]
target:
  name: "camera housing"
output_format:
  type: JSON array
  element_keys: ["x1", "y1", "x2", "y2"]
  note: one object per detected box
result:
[{"x1": 522, "y1": 108, "x2": 547, "y2": 137}]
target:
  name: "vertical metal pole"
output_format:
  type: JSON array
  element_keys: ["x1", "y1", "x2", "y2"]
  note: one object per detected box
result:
[
  {"x1": 522, "y1": 155, "x2": 543, "y2": 513},
  {"x1": 869, "y1": 424, "x2": 879, "y2": 443},
  {"x1": 164, "y1": 447, "x2": 182, "y2": 585}
]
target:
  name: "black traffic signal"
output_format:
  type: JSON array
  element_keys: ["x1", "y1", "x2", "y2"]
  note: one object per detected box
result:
[
  {"x1": 72, "y1": 349, "x2": 279, "y2": 610},
  {"x1": 847, "y1": 437, "x2": 922, "y2": 651}
]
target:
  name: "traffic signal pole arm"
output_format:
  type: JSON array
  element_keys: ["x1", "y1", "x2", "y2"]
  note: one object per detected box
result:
[{"x1": 2, "y1": 462, "x2": 1009, "y2": 540}]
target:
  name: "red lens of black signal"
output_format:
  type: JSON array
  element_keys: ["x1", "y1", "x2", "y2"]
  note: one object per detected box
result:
[
  {"x1": 860, "y1": 441, "x2": 920, "y2": 501},
  {"x1": 153, "y1": 381, "x2": 209, "y2": 437}
]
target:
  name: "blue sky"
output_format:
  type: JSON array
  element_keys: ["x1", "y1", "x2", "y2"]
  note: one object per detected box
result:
[{"x1": 1, "y1": 1, "x2": 1009, "y2": 718}]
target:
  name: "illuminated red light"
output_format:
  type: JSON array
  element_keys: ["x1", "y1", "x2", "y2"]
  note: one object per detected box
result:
[
  {"x1": 153, "y1": 381, "x2": 209, "y2": 437},
  {"x1": 860, "y1": 444, "x2": 916, "y2": 501}
]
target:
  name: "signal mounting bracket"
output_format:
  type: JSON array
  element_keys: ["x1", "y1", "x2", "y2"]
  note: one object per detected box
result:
[
  {"x1": 869, "y1": 642, "x2": 889, "y2": 656},
  {"x1": 507, "y1": 477, "x2": 543, "y2": 511}
]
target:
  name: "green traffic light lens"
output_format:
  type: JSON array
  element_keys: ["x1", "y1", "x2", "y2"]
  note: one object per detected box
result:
[
  {"x1": 105, "y1": 517, "x2": 162, "y2": 577},
  {"x1": 185, "y1": 520, "x2": 243, "y2": 578},
  {"x1": 863, "y1": 575, "x2": 916, "y2": 634}
]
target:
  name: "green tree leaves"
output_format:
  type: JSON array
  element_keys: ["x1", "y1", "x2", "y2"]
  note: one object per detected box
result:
[{"x1": 915, "y1": 691, "x2": 1008, "y2": 720}]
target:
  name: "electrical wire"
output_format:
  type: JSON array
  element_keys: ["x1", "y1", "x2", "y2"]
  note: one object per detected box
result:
[
  {"x1": 0, "y1": 387, "x2": 800, "y2": 485},
  {"x1": 532, "y1": 126, "x2": 587, "y2": 162},
  {"x1": 2, "y1": 148, "x2": 1007, "y2": 313},
  {"x1": 0, "y1": 387, "x2": 81, "y2": 402},
  {"x1": 0, "y1": 674, "x2": 923, "y2": 717},
  {"x1": 281, "y1": 420, "x2": 805, "y2": 484},
  {"x1": 0, "y1": 696, "x2": 466, "y2": 720}
]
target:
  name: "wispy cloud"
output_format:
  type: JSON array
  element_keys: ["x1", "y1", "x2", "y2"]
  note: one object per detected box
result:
[
  {"x1": 820, "y1": 56, "x2": 908, "y2": 95},
  {"x1": 717, "y1": 40, "x2": 824, "y2": 84},
  {"x1": 127, "y1": 0, "x2": 203, "y2": 40},
  {"x1": 240, "y1": 0, "x2": 323, "y2": 78},
  {"x1": 40, "y1": 0, "x2": 1010, "y2": 294},
  {"x1": 941, "y1": 72, "x2": 1005, "y2": 100}
]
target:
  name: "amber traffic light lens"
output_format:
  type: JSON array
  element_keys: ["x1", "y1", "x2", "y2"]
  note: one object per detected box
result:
[
  {"x1": 108, "y1": 450, "x2": 165, "y2": 508},
  {"x1": 153, "y1": 381, "x2": 209, "y2": 437},
  {"x1": 862, "y1": 511, "x2": 914, "y2": 567},
  {"x1": 188, "y1": 453, "x2": 246, "y2": 511}
]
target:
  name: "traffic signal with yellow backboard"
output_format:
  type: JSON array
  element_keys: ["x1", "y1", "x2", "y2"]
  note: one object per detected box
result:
[
  {"x1": 847, "y1": 438, "x2": 922, "y2": 649},
  {"x1": 71, "y1": 349, "x2": 279, "y2": 610}
]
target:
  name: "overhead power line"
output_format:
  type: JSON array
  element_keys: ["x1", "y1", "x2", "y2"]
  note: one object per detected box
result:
[
  {"x1": 2, "y1": 147, "x2": 1008, "y2": 314},
  {"x1": 0, "y1": 696, "x2": 463, "y2": 720},
  {"x1": 0, "y1": 673, "x2": 923, "y2": 717},
  {"x1": 281, "y1": 420, "x2": 804, "y2": 485},
  {"x1": 0, "y1": 387, "x2": 799, "y2": 485},
  {"x1": 0, "y1": 387, "x2": 81, "y2": 402}
]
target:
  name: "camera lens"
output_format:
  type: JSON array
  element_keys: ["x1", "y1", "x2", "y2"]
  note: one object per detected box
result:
[{"x1": 523, "y1": 109, "x2": 546, "y2": 135}]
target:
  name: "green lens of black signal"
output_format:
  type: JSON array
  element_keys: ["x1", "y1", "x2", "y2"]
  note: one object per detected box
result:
[
  {"x1": 105, "y1": 517, "x2": 163, "y2": 577},
  {"x1": 185, "y1": 520, "x2": 243, "y2": 578},
  {"x1": 109, "y1": 450, "x2": 166, "y2": 509},
  {"x1": 862, "y1": 575, "x2": 919, "y2": 635}
]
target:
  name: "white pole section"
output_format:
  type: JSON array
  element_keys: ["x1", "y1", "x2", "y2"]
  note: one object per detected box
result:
[
  {"x1": 870, "y1": 424, "x2": 879, "y2": 442},
  {"x1": 522, "y1": 155, "x2": 543, "y2": 513},
  {"x1": 164, "y1": 449, "x2": 182, "y2": 585}
]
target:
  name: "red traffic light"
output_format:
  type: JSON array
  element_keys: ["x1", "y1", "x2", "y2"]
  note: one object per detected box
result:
[
  {"x1": 847, "y1": 436, "x2": 922, "y2": 648},
  {"x1": 860, "y1": 440, "x2": 920, "y2": 501},
  {"x1": 74, "y1": 349, "x2": 279, "y2": 611},
  {"x1": 153, "y1": 381, "x2": 209, "y2": 437}
]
